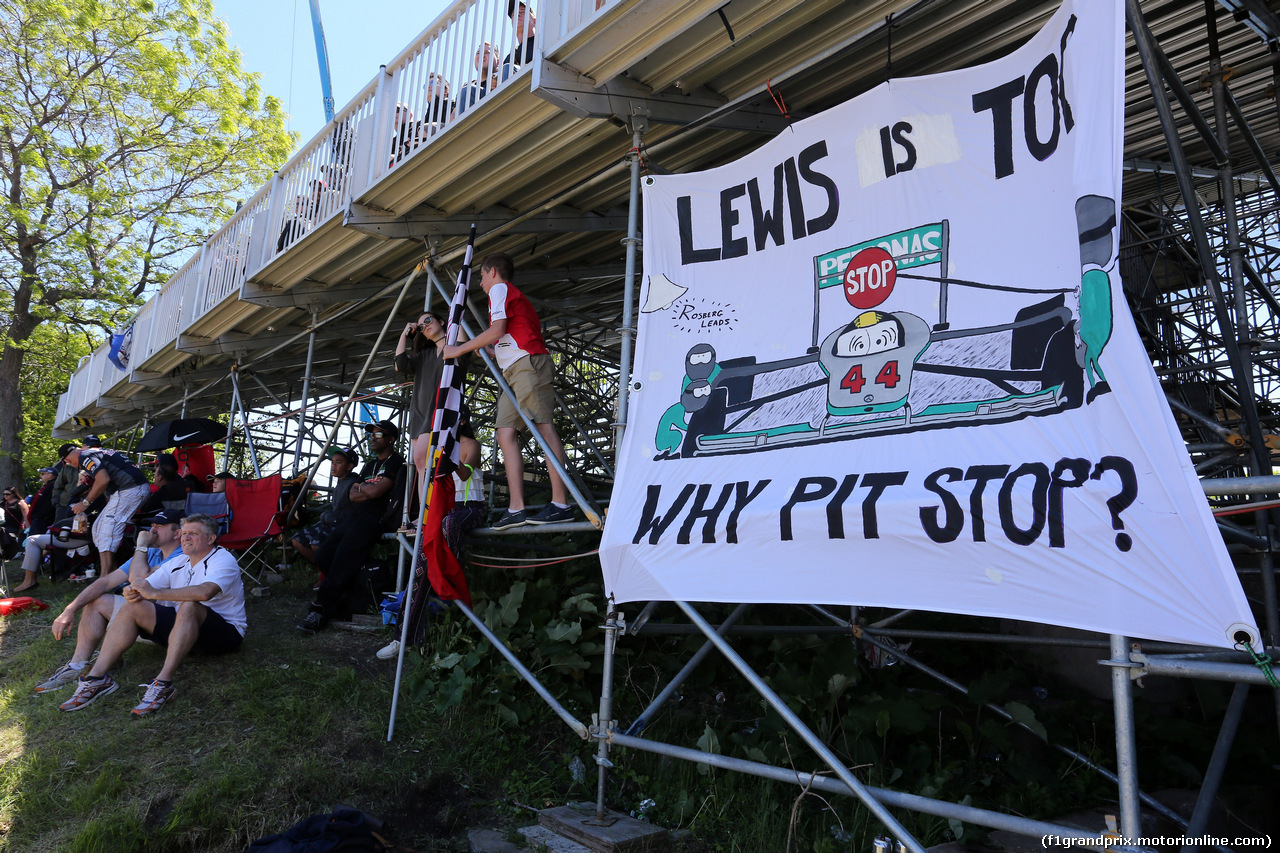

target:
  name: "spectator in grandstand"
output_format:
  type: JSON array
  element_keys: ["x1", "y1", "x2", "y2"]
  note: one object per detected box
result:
[
  {"x1": 455, "y1": 42, "x2": 503, "y2": 117},
  {"x1": 395, "y1": 311, "x2": 450, "y2": 499},
  {"x1": 423, "y1": 73, "x2": 451, "y2": 128},
  {"x1": 506, "y1": 0, "x2": 536, "y2": 66},
  {"x1": 33, "y1": 510, "x2": 185, "y2": 695},
  {"x1": 209, "y1": 471, "x2": 233, "y2": 494},
  {"x1": 290, "y1": 446, "x2": 362, "y2": 567},
  {"x1": 297, "y1": 420, "x2": 406, "y2": 634},
  {"x1": 389, "y1": 103, "x2": 417, "y2": 168},
  {"x1": 60, "y1": 442, "x2": 152, "y2": 581},
  {"x1": 59, "y1": 513, "x2": 246, "y2": 716},
  {"x1": 442, "y1": 252, "x2": 574, "y2": 528}
]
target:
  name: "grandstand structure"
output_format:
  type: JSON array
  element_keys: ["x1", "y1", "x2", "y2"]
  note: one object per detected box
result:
[{"x1": 53, "y1": 0, "x2": 1280, "y2": 846}]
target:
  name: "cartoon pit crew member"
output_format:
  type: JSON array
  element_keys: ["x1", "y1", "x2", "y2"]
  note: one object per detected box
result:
[
  {"x1": 818, "y1": 309, "x2": 931, "y2": 416},
  {"x1": 654, "y1": 343, "x2": 720, "y2": 456},
  {"x1": 1074, "y1": 194, "x2": 1115, "y2": 404}
]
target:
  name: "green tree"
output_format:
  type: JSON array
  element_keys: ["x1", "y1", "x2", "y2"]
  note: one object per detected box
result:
[
  {"x1": 0, "y1": 0, "x2": 294, "y2": 485},
  {"x1": 16, "y1": 322, "x2": 93, "y2": 485}
]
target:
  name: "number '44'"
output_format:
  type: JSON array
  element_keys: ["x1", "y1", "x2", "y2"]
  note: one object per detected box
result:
[{"x1": 841, "y1": 361, "x2": 901, "y2": 393}]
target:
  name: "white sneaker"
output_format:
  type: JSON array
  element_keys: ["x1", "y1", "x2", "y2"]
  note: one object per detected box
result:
[{"x1": 376, "y1": 639, "x2": 401, "y2": 660}]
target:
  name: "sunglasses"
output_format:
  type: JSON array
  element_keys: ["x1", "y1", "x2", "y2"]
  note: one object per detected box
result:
[{"x1": 368, "y1": 432, "x2": 386, "y2": 439}]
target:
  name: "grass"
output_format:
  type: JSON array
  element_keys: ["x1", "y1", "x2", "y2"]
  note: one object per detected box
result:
[
  {"x1": 5, "y1": 543, "x2": 1270, "y2": 853},
  {"x1": 0, "y1": 565, "x2": 560, "y2": 853}
]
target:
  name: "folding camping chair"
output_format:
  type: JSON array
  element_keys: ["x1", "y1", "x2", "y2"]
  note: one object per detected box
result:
[
  {"x1": 185, "y1": 491, "x2": 231, "y2": 534},
  {"x1": 220, "y1": 475, "x2": 285, "y2": 586}
]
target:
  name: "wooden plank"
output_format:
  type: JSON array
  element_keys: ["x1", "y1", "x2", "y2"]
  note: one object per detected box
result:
[{"x1": 538, "y1": 802, "x2": 669, "y2": 853}]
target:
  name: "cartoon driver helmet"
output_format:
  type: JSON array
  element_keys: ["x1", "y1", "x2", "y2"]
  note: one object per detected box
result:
[
  {"x1": 681, "y1": 378, "x2": 713, "y2": 412},
  {"x1": 685, "y1": 343, "x2": 717, "y2": 381},
  {"x1": 832, "y1": 311, "x2": 904, "y2": 358}
]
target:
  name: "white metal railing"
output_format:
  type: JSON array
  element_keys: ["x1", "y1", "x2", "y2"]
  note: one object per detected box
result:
[
  {"x1": 61, "y1": 0, "x2": 625, "y2": 422},
  {"x1": 546, "y1": 0, "x2": 608, "y2": 45},
  {"x1": 56, "y1": 391, "x2": 71, "y2": 428},
  {"x1": 89, "y1": 342, "x2": 117, "y2": 402},
  {"x1": 185, "y1": 189, "x2": 270, "y2": 327},
  {"x1": 139, "y1": 256, "x2": 203, "y2": 366},
  {"x1": 265, "y1": 86, "x2": 378, "y2": 260},
  {"x1": 101, "y1": 301, "x2": 153, "y2": 392},
  {"x1": 71, "y1": 351, "x2": 100, "y2": 413}
]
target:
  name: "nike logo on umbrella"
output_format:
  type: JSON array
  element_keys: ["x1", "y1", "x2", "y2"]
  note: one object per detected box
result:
[{"x1": 173, "y1": 431, "x2": 201, "y2": 442}]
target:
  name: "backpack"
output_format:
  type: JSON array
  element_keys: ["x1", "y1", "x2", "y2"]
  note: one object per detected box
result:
[{"x1": 247, "y1": 806, "x2": 390, "y2": 852}]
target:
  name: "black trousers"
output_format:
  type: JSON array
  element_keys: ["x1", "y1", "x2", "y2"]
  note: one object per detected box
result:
[{"x1": 313, "y1": 518, "x2": 383, "y2": 620}]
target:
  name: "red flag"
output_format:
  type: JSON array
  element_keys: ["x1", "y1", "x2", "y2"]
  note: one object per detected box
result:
[{"x1": 422, "y1": 469, "x2": 470, "y2": 606}]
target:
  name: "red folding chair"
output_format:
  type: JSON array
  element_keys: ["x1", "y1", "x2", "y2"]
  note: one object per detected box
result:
[{"x1": 220, "y1": 475, "x2": 285, "y2": 585}]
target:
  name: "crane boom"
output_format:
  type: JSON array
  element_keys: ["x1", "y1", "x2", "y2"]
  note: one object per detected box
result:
[{"x1": 308, "y1": 0, "x2": 335, "y2": 123}]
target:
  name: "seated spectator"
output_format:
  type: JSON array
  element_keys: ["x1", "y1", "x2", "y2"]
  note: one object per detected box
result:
[
  {"x1": 182, "y1": 473, "x2": 204, "y2": 494},
  {"x1": 290, "y1": 446, "x2": 361, "y2": 567},
  {"x1": 209, "y1": 471, "x2": 233, "y2": 494},
  {"x1": 59, "y1": 513, "x2": 246, "y2": 715},
  {"x1": 61, "y1": 442, "x2": 151, "y2": 580},
  {"x1": 297, "y1": 421, "x2": 406, "y2": 634},
  {"x1": 27, "y1": 467, "x2": 58, "y2": 538},
  {"x1": 33, "y1": 511, "x2": 185, "y2": 694},
  {"x1": 51, "y1": 457, "x2": 80, "y2": 519},
  {"x1": 139, "y1": 464, "x2": 189, "y2": 517}
]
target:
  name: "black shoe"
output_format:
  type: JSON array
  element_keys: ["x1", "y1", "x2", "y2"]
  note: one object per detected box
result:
[
  {"x1": 491, "y1": 509, "x2": 528, "y2": 530},
  {"x1": 526, "y1": 503, "x2": 574, "y2": 525},
  {"x1": 296, "y1": 610, "x2": 326, "y2": 635}
]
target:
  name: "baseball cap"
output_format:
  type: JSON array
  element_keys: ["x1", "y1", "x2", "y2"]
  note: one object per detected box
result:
[
  {"x1": 207, "y1": 471, "x2": 234, "y2": 481},
  {"x1": 326, "y1": 446, "x2": 360, "y2": 464},
  {"x1": 363, "y1": 420, "x2": 401, "y2": 440},
  {"x1": 58, "y1": 443, "x2": 79, "y2": 460},
  {"x1": 83, "y1": 434, "x2": 102, "y2": 447},
  {"x1": 38, "y1": 467, "x2": 57, "y2": 475},
  {"x1": 143, "y1": 508, "x2": 185, "y2": 526}
]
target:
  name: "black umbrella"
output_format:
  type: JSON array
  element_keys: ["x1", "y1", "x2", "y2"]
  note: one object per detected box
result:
[{"x1": 136, "y1": 418, "x2": 228, "y2": 452}]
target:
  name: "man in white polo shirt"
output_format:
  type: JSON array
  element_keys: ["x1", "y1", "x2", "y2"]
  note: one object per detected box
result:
[
  {"x1": 34, "y1": 509, "x2": 185, "y2": 695},
  {"x1": 60, "y1": 513, "x2": 246, "y2": 716}
]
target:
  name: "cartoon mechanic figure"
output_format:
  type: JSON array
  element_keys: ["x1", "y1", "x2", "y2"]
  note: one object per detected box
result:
[
  {"x1": 654, "y1": 343, "x2": 720, "y2": 456},
  {"x1": 818, "y1": 309, "x2": 931, "y2": 416},
  {"x1": 1075, "y1": 194, "x2": 1116, "y2": 403}
]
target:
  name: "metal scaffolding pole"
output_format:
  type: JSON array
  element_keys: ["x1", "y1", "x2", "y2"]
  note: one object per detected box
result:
[
  {"x1": 675, "y1": 601, "x2": 926, "y2": 853},
  {"x1": 294, "y1": 309, "x2": 319, "y2": 472},
  {"x1": 1178, "y1": 683, "x2": 1249, "y2": 853},
  {"x1": 1108, "y1": 636, "x2": 1142, "y2": 840},
  {"x1": 1206, "y1": 1, "x2": 1280, "y2": 664},
  {"x1": 615, "y1": 119, "x2": 645, "y2": 447},
  {"x1": 593, "y1": 607, "x2": 621, "y2": 820}
]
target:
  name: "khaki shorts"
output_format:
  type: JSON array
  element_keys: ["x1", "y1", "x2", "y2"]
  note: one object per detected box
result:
[{"x1": 496, "y1": 353, "x2": 557, "y2": 430}]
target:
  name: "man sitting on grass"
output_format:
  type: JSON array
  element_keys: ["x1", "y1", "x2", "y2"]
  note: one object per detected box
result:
[
  {"x1": 59, "y1": 513, "x2": 247, "y2": 716},
  {"x1": 34, "y1": 510, "x2": 186, "y2": 694}
]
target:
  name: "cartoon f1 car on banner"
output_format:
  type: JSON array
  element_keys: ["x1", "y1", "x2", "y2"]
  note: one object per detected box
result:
[{"x1": 653, "y1": 195, "x2": 1116, "y2": 459}]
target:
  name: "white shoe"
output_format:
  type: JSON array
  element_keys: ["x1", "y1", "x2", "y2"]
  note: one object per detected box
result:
[{"x1": 376, "y1": 639, "x2": 401, "y2": 660}]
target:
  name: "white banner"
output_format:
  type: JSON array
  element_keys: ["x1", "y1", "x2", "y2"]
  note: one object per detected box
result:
[{"x1": 599, "y1": 0, "x2": 1259, "y2": 649}]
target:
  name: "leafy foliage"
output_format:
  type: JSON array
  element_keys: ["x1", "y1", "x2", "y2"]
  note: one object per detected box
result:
[{"x1": 0, "y1": 0, "x2": 294, "y2": 482}]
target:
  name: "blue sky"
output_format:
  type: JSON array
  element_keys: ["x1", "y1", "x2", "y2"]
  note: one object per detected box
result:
[{"x1": 213, "y1": 0, "x2": 452, "y2": 150}]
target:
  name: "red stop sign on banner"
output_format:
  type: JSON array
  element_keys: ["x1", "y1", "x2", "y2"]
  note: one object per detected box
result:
[{"x1": 843, "y1": 247, "x2": 897, "y2": 309}]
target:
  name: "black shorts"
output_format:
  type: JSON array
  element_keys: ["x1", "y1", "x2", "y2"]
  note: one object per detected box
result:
[
  {"x1": 293, "y1": 520, "x2": 337, "y2": 548},
  {"x1": 141, "y1": 603, "x2": 244, "y2": 655}
]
